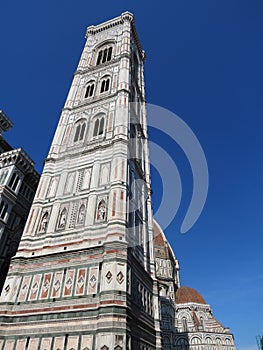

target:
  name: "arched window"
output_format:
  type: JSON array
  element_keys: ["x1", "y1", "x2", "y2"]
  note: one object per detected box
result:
[
  {"x1": 93, "y1": 115, "x2": 105, "y2": 138},
  {"x1": 74, "y1": 124, "x2": 81, "y2": 142},
  {"x1": 100, "y1": 77, "x2": 110, "y2": 93},
  {"x1": 176, "y1": 338, "x2": 188, "y2": 350},
  {"x1": 74, "y1": 120, "x2": 86, "y2": 143},
  {"x1": 84, "y1": 81, "x2": 95, "y2": 98},
  {"x1": 80, "y1": 123, "x2": 86, "y2": 140},
  {"x1": 96, "y1": 46, "x2": 113, "y2": 65}
]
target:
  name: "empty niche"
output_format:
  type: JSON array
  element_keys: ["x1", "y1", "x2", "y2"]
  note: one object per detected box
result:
[
  {"x1": 64, "y1": 172, "x2": 75, "y2": 194},
  {"x1": 47, "y1": 176, "x2": 59, "y2": 198},
  {"x1": 81, "y1": 168, "x2": 92, "y2": 190},
  {"x1": 99, "y1": 163, "x2": 110, "y2": 186}
]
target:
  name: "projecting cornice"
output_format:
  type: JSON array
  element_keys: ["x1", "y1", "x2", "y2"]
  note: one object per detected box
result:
[
  {"x1": 85, "y1": 11, "x2": 145, "y2": 61},
  {"x1": 0, "y1": 110, "x2": 13, "y2": 134},
  {"x1": 0, "y1": 147, "x2": 35, "y2": 174}
]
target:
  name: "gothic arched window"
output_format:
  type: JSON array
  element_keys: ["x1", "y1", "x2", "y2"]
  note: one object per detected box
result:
[
  {"x1": 84, "y1": 81, "x2": 95, "y2": 98},
  {"x1": 96, "y1": 46, "x2": 113, "y2": 66},
  {"x1": 100, "y1": 77, "x2": 110, "y2": 93},
  {"x1": 74, "y1": 120, "x2": 86, "y2": 143},
  {"x1": 93, "y1": 115, "x2": 105, "y2": 138}
]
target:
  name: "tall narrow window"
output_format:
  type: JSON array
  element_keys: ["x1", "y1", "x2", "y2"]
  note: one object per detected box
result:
[
  {"x1": 8, "y1": 172, "x2": 20, "y2": 192},
  {"x1": 74, "y1": 124, "x2": 81, "y2": 142},
  {"x1": 99, "y1": 118, "x2": 104, "y2": 135},
  {"x1": 80, "y1": 123, "x2": 86, "y2": 140},
  {"x1": 84, "y1": 81, "x2": 95, "y2": 98},
  {"x1": 93, "y1": 119, "x2": 99, "y2": 137},
  {"x1": 96, "y1": 51, "x2": 103, "y2": 65},
  {"x1": 96, "y1": 46, "x2": 113, "y2": 65},
  {"x1": 74, "y1": 120, "x2": 86, "y2": 143},
  {"x1": 93, "y1": 115, "x2": 105, "y2": 138},
  {"x1": 100, "y1": 78, "x2": 110, "y2": 93},
  {"x1": 0, "y1": 201, "x2": 8, "y2": 220}
]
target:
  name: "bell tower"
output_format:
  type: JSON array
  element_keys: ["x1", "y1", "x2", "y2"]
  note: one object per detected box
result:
[{"x1": 0, "y1": 12, "x2": 161, "y2": 350}]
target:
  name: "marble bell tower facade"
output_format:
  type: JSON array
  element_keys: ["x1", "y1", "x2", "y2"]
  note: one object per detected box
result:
[{"x1": 0, "y1": 12, "x2": 162, "y2": 350}]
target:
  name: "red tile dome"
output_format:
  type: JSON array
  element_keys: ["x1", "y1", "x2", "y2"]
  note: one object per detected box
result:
[{"x1": 176, "y1": 285, "x2": 206, "y2": 304}]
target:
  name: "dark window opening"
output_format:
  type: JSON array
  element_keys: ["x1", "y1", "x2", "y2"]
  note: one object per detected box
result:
[
  {"x1": 99, "y1": 118, "x2": 104, "y2": 135},
  {"x1": 0, "y1": 202, "x2": 8, "y2": 220},
  {"x1": 93, "y1": 117, "x2": 105, "y2": 138},
  {"x1": 8, "y1": 173, "x2": 20, "y2": 192},
  {"x1": 74, "y1": 122, "x2": 86, "y2": 143},
  {"x1": 100, "y1": 78, "x2": 110, "y2": 93},
  {"x1": 93, "y1": 119, "x2": 99, "y2": 137},
  {"x1": 85, "y1": 82, "x2": 95, "y2": 98},
  {"x1": 80, "y1": 123, "x2": 86, "y2": 141},
  {"x1": 74, "y1": 124, "x2": 80, "y2": 142},
  {"x1": 96, "y1": 47, "x2": 113, "y2": 66}
]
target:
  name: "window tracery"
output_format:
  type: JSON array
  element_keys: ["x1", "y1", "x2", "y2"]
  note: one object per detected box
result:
[
  {"x1": 100, "y1": 77, "x2": 110, "y2": 93},
  {"x1": 74, "y1": 120, "x2": 86, "y2": 143},
  {"x1": 84, "y1": 81, "x2": 95, "y2": 98},
  {"x1": 96, "y1": 46, "x2": 113, "y2": 65},
  {"x1": 93, "y1": 115, "x2": 105, "y2": 138}
]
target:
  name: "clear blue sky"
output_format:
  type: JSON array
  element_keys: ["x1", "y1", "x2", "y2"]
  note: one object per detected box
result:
[{"x1": 1, "y1": 1, "x2": 263, "y2": 349}]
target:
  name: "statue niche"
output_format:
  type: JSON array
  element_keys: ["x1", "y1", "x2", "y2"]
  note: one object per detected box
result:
[
  {"x1": 58, "y1": 208, "x2": 67, "y2": 229},
  {"x1": 97, "y1": 200, "x2": 106, "y2": 221},
  {"x1": 39, "y1": 211, "x2": 49, "y2": 233}
]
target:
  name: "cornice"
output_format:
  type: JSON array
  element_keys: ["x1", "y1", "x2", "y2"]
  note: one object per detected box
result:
[
  {"x1": 85, "y1": 12, "x2": 145, "y2": 60},
  {"x1": 85, "y1": 11, "x2": 133, "y2": 37},
  {"x1": 0, "y1": 110, "x2": 13, "y2": 134},
  {"x1": 0, "y1": 148, "x2": 37, "y2": 174}
]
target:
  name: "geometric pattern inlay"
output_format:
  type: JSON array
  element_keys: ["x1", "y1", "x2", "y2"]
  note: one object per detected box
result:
[
  {"x1": 89, "y1": 275, "x2": 97, "y2": 288},
  {"x1": 54, "y1": 280, "x2": 61, "y2": 291},
  {"x1": 106, "y1": 271, "x2": 113, "y2": 283},
  {"x1": 116, "y1": 271, "x2": 124, "y2": 284}
]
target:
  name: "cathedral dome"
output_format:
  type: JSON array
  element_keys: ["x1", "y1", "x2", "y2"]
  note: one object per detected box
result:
[
  {"x1": 153, "y1": 220, "x2": 178, "y2": 263},
  {"x1": 153, "y1": 220, "x2": 166, "y2": 246},
  {"x1": 176, "y1": 285, "x2": 206, "y2": 304}
]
